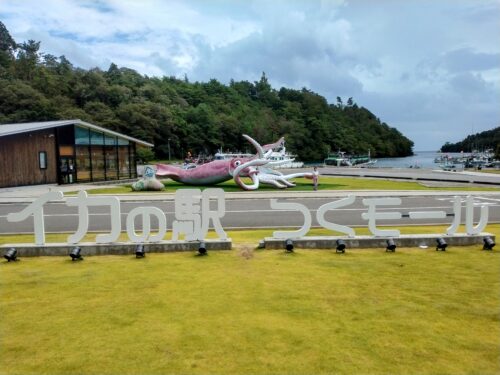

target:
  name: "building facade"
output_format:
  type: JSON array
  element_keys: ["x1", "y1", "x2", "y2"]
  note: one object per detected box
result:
[{"x1": 0, "y1": 120, "x2": 153, "y2": 188}]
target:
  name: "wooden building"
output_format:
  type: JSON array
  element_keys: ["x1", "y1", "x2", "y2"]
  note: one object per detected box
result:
[{"x1": 0, "y1": 120, "x2": 153, "y2": 188}]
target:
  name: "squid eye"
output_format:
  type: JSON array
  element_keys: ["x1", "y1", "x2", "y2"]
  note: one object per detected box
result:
[{"x1": 234, "y1": 161, "x2": 241, "y2": 166}]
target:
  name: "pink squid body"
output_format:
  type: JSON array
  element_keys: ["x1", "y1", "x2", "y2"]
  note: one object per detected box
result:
[{"x1": 156, "y1": 160, "x2": 235, "y2": 185}]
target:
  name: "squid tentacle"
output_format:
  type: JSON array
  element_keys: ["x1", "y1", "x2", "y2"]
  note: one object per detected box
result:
[
  {"x1": 242, "y1": 134, "x2": 265, "y2": 158},
  {"x1": 232, "y1": 158, "x2": 268, "y2": 190}
]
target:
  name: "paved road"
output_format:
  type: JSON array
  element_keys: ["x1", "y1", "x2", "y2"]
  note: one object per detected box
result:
[
  {"x1": 1, "y1": 194, "x2": 499, "y2": 234},
  {"x1": 319, "y1": 167, "x2": 500, "y2": 186}
]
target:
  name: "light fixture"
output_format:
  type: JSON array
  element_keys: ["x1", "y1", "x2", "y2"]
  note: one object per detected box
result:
[
  {"x1": 135, "y1": 244, "x2": 146, "y2": 258},
  {"x1": 483, "y1": 236, "x2": 495, "y2": 251},
  {"x1": 386, "y1": 239, "x2": 396, "y2": 252},
  {"x1": 336, "y1": 239, "x2": 346, "y2": 253},
  {"x1": 285, "y1": 239, "x2": 294, "y2": 252},
  {"x1": 436, "y1": 238, "x2": 447, "y2": 251},
  {"x1": 4, "y1": 248, "x2": 17, "y2": 262},
  {"x1": 198, "y1": 242, "x2": 207, "y2": 255},
  {"x1": 69, "y1": 247, "x2": 83, "y2": 261}
]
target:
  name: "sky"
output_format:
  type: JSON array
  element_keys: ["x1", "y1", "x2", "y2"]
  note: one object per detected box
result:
[{"x1": 1, "y1": 0, "x2": 499, "y2": 151}]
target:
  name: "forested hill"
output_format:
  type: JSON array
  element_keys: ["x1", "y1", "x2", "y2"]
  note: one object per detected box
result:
[
  {"x1": 441, "y1": 127, "x2": 500, "y2": 155},
  {"x1": 0, "y1": 21, "x2": 413, "y2": 161}
]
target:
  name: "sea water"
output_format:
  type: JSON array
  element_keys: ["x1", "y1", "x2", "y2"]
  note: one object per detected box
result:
[{"x1": 375, "y1": 151, "x2": 466, "y2": 169}]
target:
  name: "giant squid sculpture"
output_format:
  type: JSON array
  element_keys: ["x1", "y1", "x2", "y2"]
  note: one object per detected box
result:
[{"x1": 156, "y1": 135, "x2": 313, "y2": 190}]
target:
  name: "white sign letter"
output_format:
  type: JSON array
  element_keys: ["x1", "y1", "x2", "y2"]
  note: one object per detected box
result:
[
  {"x1": 7, "y1": 191, "x2": 63, "y2": 245},
  {"x1": 172, "y1": 189, "x2": 202, "y2": 241},
  {"x1": 362, "y1": 197, "x2": 402, "y2": 237},
  {"x1": 201, "y1": 188, "x2": 227, "y2": 240},
  {"x1": 66, "y1": 191, "x2": 121, "y2": 244},
  {"x1": 465, "y1": 195, "x2": 489, "y2": 235},
  {"x1": 316, "y1": 195, "x2": 356, "y2": 237},
  {"x1": 271, "y1": 199, "x2": 311, "y2": 239},
  {"x1": 446, "y1": 196, "x2": 462, "y2": 235},
  {"x1": 126, "y1": 207, "x2": 167, "y2": 243}
]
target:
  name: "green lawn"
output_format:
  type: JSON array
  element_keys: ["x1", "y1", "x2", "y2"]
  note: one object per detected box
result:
[
  {"x1": 1, "y1": 225, "x2": 499, "y2": 374},
  {"x1": 69, "y1": 176, "x2": 500, "y2": 195}
]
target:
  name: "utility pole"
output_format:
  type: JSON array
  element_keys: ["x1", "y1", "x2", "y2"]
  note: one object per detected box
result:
[{"x1": 168, "y1": 138, "x2": 171, "y2": 162}]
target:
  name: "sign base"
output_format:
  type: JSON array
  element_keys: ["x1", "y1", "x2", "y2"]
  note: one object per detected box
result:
[
  {"x1": 263, "y1": 233, "x2": 495, "y2": 250},
  {"x1": 0, "y1": 239, "x2": 232, "y2": 257}
]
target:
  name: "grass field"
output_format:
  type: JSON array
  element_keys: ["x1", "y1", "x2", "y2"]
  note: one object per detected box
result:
[
  {"x1": 1, "y1": 225, "x2": 500, "y2": 374},
  {"x1": 70, "y1": 176, "x2": 500, "y2": 195}
]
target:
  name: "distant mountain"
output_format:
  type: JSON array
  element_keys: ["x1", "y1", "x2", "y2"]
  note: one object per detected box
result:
[{"x1": 441, "y1": 127, "x2": 500, "y2": 157}]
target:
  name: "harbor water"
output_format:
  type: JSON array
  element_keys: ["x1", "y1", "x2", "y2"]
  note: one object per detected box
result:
[{"x1": 374, "y1": 151, "x2": 467, "y2": 169}]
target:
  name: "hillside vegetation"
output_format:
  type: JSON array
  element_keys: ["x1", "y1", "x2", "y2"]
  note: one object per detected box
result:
[
  {"x1": 441, "y1": 127, "x2": 500, "y2": 157},
  {"x1": 0, "y1": 22, "x2": 413, "y2": 161}
]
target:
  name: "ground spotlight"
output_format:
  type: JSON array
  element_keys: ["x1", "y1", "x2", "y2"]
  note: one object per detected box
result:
[
  {"x1": 69, "y1": 247, "x2": 83, "y2": 261},
  {"x1": 198, "y1": 242, "x2": 207, "y2": 255},
  {"x1": 4, "y1": 248, "x2": 18, "y2": 262},
  {"x1": 336, "y1": 239, "x2": 346, "y2": 253},
  {"x1": 135, "y1": 244, "x2": 146, "y2": 258},
  {"x1": 285, "y1": 239, "x2": 294, "y2": 252},
  {"x1": 386, "y1": 239, "x2": 397, "y2": 252},
  {"x1": 483, "y1": 236, "x2": 495, "y2": 251},
  {"x1": 436, "y1": 238, "x2": 448, "y2": 251}
]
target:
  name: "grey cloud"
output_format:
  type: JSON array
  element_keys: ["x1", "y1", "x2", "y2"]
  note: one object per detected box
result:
[
  {"x1": 443, "y1": 48, "x2": 500, "y2": 73},
  {"x1": 188, "y1": 11, "x2": 365, "y2": 97},
  {"x1": 449, "y1": 72, "x2": 491, "y2": 95}
]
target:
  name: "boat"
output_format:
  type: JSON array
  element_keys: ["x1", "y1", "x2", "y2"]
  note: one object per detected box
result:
[
  {"x1": 266, "y1": 146, "x2": 304, "y2": 169},
  {"x1": 213, "y1": 138, "x2": 304, "y2": 169},
  {"x1": 324, "y1": 150, "x2": 376, "y2": 167},
  {"x1": 324, "y1": 151, "x2": 351, "y2": 166},
  {"x1": 439, "y1": 162, "x2": 463, "y2": 172},
  {"x1": 214, "y1": 151, "x2": 253, "y2": 160},
  {"x1": 436, "y1": 149, "x2": 499, "y2": 169}
]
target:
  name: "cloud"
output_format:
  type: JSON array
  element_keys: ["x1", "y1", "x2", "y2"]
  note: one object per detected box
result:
[
  {"x1": 0, "y1": 0, "x2": 499, "y2": 150},
  {"x1": 443, "y1": 48, "x2": 500, "y2": 73}
]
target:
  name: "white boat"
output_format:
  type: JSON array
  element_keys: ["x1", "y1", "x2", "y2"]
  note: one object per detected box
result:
[
  {"x1": 214, "y1": 151, "x2": 253, "y2": 160},
  {"x1": 439, "y1": 162, "x2": 463, "y2": 172},
  {"x1": 266, "y1": 146, "x2": 304, "y2": 169},
  {"x1": 214, "y1": 139, "x2": 303, "y2": 169}
]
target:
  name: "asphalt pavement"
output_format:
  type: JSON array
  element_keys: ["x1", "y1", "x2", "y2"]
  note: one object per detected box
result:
[
  {"x1": 320, "y1": 166, "x2": 500, "y2": 186},
  {"x1": 1, "y1": 187, "x2": 499, "y2": 234}
]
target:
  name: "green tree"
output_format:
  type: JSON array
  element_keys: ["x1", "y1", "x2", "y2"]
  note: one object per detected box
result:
[
  {"x1": 136, "y1": 147, "x2": 155, "y2": 164},
  {"x1": 0, "y1": 22, "x2": 416, "y2": 161},
  {"x1": 14, "y1": 40, "x2": 41, "y2": 81},
  {"x1": 0, "y1": 21, "x2": 16, "y2": 75}
]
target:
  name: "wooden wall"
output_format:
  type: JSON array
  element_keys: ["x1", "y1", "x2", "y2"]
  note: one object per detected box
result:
[{"x1": 0, "y1": 129, "x2": 57, "y2": 188}]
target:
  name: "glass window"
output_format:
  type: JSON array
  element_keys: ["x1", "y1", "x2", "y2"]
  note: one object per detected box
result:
[
  {"x1": 76, "y1": 146, "x2": 91, "y2": 182},
  {"x1": 117, "y1": 137, "x2": 129, "y2": 146},
  {"x1": 118, "y1": 146, "x2": 130, "y2": 178},
  {"x1": 75, "y1": 126, "x2": 90, "y2": 145},
  {"x1": 105, "y1": 135, "x2": 117, "y2": 146},
  {"x1": 104, "y1": 135, "x2": 117, "y2": 180},
  {"x1": 90, "y1": 145, "x2": 105, "y2": 180},
  {"x1": 39, "y1": 151, "x2": 47, "y2": 169},
  {"x1": 90, "y1": 130, "x2": 104, "y2": 145}
]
